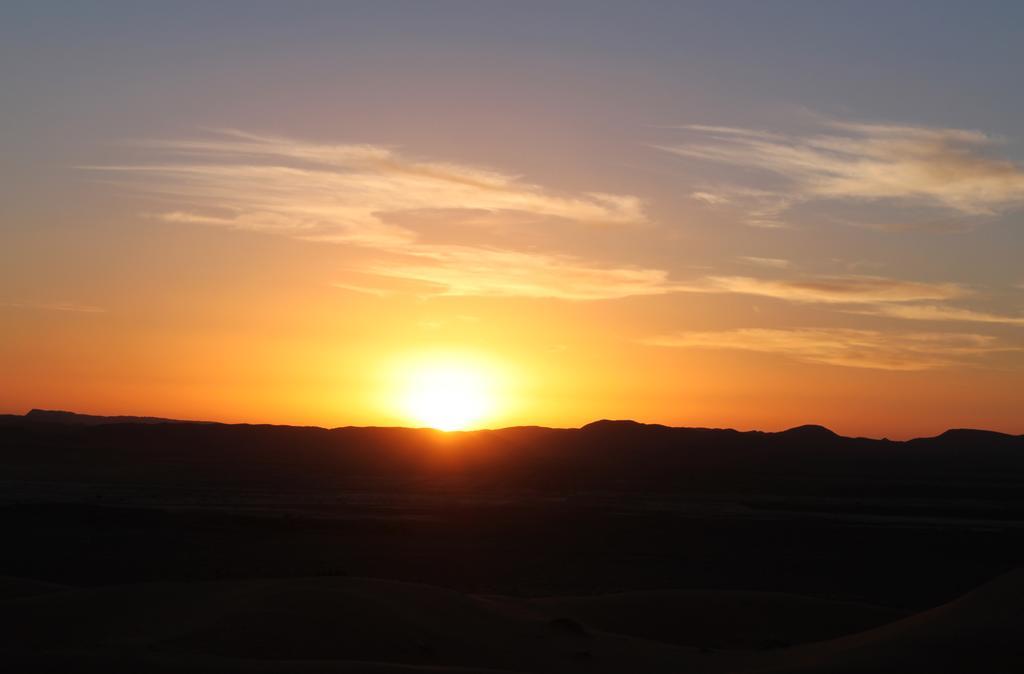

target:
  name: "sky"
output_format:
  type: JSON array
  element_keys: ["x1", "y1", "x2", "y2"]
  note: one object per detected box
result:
[{"x1": 2, "y1": 1, "x2": 1024, "y2": 437}]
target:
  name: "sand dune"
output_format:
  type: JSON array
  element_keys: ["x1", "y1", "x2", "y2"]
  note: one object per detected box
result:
[
  {"x1": 0, "y1": 577, "x2": 67, "y2": 601},
  {"x1": 1, "y1": 571, "x2": 1020, "y2": 672},
  {"x1": 507, "y1": 589, "x2": 905, "y2": 650},
  {"x1": 0, "y1": 576, "x2": 754, "y2": 673},
  {"x1": 760, "y1": 568, "x2": 1024, "y2": 673}
]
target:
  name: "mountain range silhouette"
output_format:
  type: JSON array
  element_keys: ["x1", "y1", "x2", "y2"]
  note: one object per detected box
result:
[{"x1": 3, "y1": 409, "x2": 1021, "y2": 492}]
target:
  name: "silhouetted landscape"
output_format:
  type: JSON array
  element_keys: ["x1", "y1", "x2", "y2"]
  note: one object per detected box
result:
[{"x1": 2, "y1": 410, "x2": 1023, "y2": 672}]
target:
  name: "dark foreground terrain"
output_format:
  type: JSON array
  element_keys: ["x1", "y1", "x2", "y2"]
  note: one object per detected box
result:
[{"x1": 1, "y1": 410, "x2": 1023, "y2": 672}]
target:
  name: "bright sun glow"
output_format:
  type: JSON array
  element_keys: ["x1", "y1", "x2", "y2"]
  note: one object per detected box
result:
[{"x1": 399, "y1": 359, "x2": 496, "y2": 431}]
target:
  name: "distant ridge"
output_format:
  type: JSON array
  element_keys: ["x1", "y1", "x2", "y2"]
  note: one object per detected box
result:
[
  {"x1": 778, "y1": 424, "x2": 840, "y2": 440},
  {"x1": 2, "y1": 410, "x2": 1023, "y2": 501},
  {"x1": 581, "y1": 419, "x2": 670, "y2": 432},
  {"x1": 933, "y1": 428, "x2": 1018, "y2": 441},
  {"x1": 23, "y1": 409, "x2": 210, "y2": 426},
  {"x1": 7, "y1": 409, "x2": 1021, "y2": 442}
]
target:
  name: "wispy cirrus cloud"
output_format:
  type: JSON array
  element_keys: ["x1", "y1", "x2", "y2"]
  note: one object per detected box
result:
[
  {"x1": 108, "y1": 131, "x2": 644, "y2": 237},
  {"x1": 691, "y1": 274, "x2": 966, "y2": 304},
  {"x1": 678, "y1": 274, "x2": 1024, "y2": 327},
  {"x1": 664, "y1": 120, "x2": 1024, "y2": 227},
  {"x1": 363, "y1": 245, "x2": 677, "y2": 301},
  {"x1": 850, "y1": 303, "x2": 1024, "y2": 327},
  {"x1": 689, "y1": 186, "x2": 797, "y2": 229},
  {"x1": 88, "y1": 131, "x2": 677, "y2": 301},
  {"x1": 737, "y1": 256, "x2": 791, "y2": 269},
  {"x1": 644, "y1": 328, "x2": 1015, "y2": 371},
  {"x1": 87, "y1": 129, "x2": 1021, "y2": 327}
]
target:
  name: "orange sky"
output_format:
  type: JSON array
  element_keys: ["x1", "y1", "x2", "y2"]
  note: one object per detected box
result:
[
  {"x1": 3, "y1": 216, "x2": 1021, "y2": 438},
  {"x1": 3, "y1": 5, "x2": 1024, "y2": 439}
]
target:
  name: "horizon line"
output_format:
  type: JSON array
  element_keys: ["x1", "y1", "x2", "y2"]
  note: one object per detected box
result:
[{"x1": 7, "y1": 408, "x2": 1020, "y2": 443}]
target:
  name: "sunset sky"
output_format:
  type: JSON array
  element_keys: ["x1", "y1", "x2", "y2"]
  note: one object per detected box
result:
[{"x1": 3, "y1": 2, "x2": 1024, "y2": 437}]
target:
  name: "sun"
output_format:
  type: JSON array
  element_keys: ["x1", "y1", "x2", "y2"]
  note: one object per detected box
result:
[{"x1": 399, "y1": 359, "x2": 495, "y2": 431}]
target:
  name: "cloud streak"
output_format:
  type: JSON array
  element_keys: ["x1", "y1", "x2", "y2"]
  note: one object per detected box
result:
[
  {"x1": 90, "y1": 131, "x2": 676, "y2": 301},
  {"x1": 644, "y1": 328, "x2": 1014, "y2": 371},
  {"x1": 851, "y1": 303, "x2": 1024, "y2": 327},
  {"x1": 689, "y1": 274, "x2": 966, "y2": 304},
  {"x1": 738, "y1": 256, "x2": 791, "y2": 269},
  {"x1": 364, "y1": 245, "x2": 677, "y2": 301},
  {"x1": 673, "y1": 273, "x2": 1024, "y2": 330},
  {"x1": 104, "y1": 131, "x2": 645, "y2": 243},
  {"x1": 663, "y1": 120, "x2": 1024, "y2": 226}
]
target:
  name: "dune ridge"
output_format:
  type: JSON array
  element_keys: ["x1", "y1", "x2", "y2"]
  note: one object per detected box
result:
[{"x1": 1, "y1": 571, "x2": 1021, "y2": 673}]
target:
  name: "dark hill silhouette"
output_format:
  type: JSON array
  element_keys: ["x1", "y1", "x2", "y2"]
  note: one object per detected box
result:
[
  {"x1": 581, "y1": 419, "x2": 671, "y2": 431},
  {"x1": 930, "y1": 428, "x2": 1021, "y2": 443},
  {"x1": 22, "y1": 408, "x2": 209, "y2": 426},
  {"x1": 778, "y1": 424, "x2": 840, "y2": 440},
  {"x1": 2, "y1": 411, "x2": 1023, "y2": 492}
]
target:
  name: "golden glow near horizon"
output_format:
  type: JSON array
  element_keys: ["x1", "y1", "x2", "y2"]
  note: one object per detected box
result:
[
  {"x1": 401, "y1": 363, "x2": 490, "y2": 431},
  {"x1": 387, "y1": 353, "x2": 506, "y2": 431}
]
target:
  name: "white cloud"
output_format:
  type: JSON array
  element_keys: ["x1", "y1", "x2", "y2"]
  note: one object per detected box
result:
[
  {"x1": 693, "y1": 275, "x2": 966, "y2": 304},
  {"x1": 661, "y1": 120, "x2": 1024, "y2": 225},
  {"x1": 644, "y1": 328, "x2": 1014, "y2": 371},
  {"x1": 851, "y1": 303, "x2": 1024, "y2": 327},
  {"x1": 103, "y1": 130, "x2": 645, "y2": 245},
  {"x1": 90, "y1": 131, "x2": 676, "y2": 301},
  {"x1": 690, "y1": 191, "x2": 731, "y2": 205},
  {"x1": 364, "y1": 245, "x2": 677, "y2": 301},
  {"x1": 737, "y1": 256, "x2": 791, "y2": 269}
]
